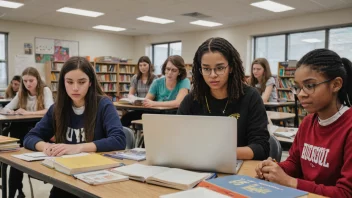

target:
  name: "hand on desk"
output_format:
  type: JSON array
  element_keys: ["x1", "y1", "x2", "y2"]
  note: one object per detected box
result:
[
  {"x1": 143, "y1": 99, "x2": 156, "y2": 107},
  {"x1": 15, "y1": 108, "x2": 31, "y2": 115},
  {"x1": 255, "y1": 157, "x2": 297, "y2": 188},
  {"x1": 0, "y1": 108, "x2": 15, "y2": 114},
  {"x1": 43, "y1": 143, "x2": 82, "y2": 157}
]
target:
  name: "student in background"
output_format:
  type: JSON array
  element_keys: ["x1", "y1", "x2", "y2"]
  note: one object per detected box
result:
[
  {"x1": 0, "y1": 67, "x2": 54, "y2": 198},
  {"x1": 24, "y1": 57, "x2": 126, "y2": 198},
  {"x1": 249, "y1": 58, "x2": 277, "y2": 102},
  {"x1": 3, "y1": 75, "x2": 21, "y2": 99},
  {"x1": 120, "y1": 56, "x2": 157, "y2": 126},
  {"x1": 143, "y1": 55, "x2": 191, "y2": 108},
  {"x1": 255, "y1": 49, "x2": 352, "y2": 197},
  {"x1": 177, "y1": 37, "x2": 270, "y2": 160}
]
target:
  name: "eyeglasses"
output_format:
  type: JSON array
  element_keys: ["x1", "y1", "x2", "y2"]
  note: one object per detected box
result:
[
  {"x1": 291, "y1": 79, "x2": 333, "y2": 95},
  {"x1": 199, "y1": 65, "x2": 228, "y2": 76},
  {"x1": 165, "y1": 67, "x2": 179, "y2": 73}
]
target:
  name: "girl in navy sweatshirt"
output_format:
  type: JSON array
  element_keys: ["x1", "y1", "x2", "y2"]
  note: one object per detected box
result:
[
  {"x1": 255, "y1": 49, "x2": 352, "y2": 197},
  {"x1": 24, "y1": 56, "x2": 126, "y2": 198}
]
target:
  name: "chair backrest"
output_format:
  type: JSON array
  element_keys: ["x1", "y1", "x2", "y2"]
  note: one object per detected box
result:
[
  {"x1": 123, "y1": 127, "x2": 135, "y2": 149},
  {"x1": 269, "y1": 135, "x2": 282, "y2": 162}
]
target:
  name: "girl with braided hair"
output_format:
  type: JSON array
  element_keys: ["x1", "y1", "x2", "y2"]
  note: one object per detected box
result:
[
  {"x1": 177, "y1": 37, "x2": 270, "y2": 160},
  {"x1": 256, "y1": 49, "x2": 352, "y2": 197}
]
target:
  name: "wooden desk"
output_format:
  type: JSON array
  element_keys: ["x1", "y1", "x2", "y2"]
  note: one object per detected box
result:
[
  {"x1": 0, "y1": 114, "x2": 43, "y2": 135},
  {"x1": 0, "y1": 149, "x2": 324, "y2": 198},
  {"x1": 114, "y1": 102, "x2": 178, "y2": 114},
  {"x1": 0, "y1": 99, "x2": 12, "y2": 106},
  {"x1": 267, "y1": 111, "x2": 295, "y2": 121}
]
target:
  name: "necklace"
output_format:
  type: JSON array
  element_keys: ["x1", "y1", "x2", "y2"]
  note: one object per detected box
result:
[{"x1": 205, "y1": 96, "x2": 229, "y2": 114}]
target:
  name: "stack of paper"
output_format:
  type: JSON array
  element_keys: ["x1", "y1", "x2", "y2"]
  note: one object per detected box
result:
[{"x1": 0, "y1": 136, "x2": 20, "y2": 152}]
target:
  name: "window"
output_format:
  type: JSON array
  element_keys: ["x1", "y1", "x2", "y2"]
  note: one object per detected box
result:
[
  {"x1": 255, "y1": 35, "x2": 285, "y2": 75},
  {"x1": 0, "y1": 33, "x2": 8, "y2": 89},
  {"x1": 288, "y1": 30, "x2": 325, "y2": 60},
  {"x1": 152, "y1": 41, "x2": 182, "y2": 74},
  {"x1": 329, "y1": 27, "x2": 352, "y2": 60}
]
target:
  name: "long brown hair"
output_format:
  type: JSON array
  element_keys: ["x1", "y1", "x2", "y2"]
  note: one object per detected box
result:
[
  {"x1": 136, "y1": 56, "x2": 156, "y2": 85},
  {"x1": 54, "y1": 56, "x2": 105, "y2": 143},
  {"x1": 19, "y1": 68, "x2": 46, "y2": 110},
  {"x1": 250, "y1": 58, "x2": 272, "y2": 94},
  {"x1": 161, "y1": 55, "x2": 187, "y2": 81},
  {"x1": 5, "y1": 75, "x2": 21, "y2": 98},
  {"x1": 192, "y1": 37, "x2": 246, "y2": 104}
]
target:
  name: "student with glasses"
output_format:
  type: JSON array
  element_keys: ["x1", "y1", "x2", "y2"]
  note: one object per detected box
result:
[
  {"x1": 177, "y1": 37, "x2": 270, "y2": 160},
  {"x1": 255, "y1": 49, "x2": 352, "y2": 197},
  {"x1": 143, "y1": 55, "x2": 191, "y2": 108}
]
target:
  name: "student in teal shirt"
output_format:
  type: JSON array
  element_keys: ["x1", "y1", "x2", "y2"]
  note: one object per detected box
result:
[{"x1": 144, "y1": 55, "x2": 191, "y2": 108}]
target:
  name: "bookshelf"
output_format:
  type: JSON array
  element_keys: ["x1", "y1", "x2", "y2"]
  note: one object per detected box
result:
[
  {"x1": 276, "y1": 61, "x2": 308, "y2": 124},
  {"x1": 45, "y1": 61, "x2": 137, "y2": 101},
  {"x1": 185, "y1": 63, "x2": 193, "y2": 83},
  {"x1": 45, "y1": 61, "x2": 65, "y2": 99}
]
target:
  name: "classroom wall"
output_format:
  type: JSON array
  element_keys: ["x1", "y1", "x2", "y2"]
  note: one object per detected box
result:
[
  {"x1": 0, "y1": 20, "x2": 135, "y2": 82},
  {"x1": 133, "y1": 7, "x2": 352, "y2": 74}
]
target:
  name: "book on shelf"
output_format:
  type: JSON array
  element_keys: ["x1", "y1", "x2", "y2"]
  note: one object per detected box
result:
[
  {"x1": 160, "y1": 187, "x2": 230, "y2": 198},
  {"x1": 73, "y1": 169, "x2": 128, "y2": 185},
  {"x1": 41, "y1": 153, "x2": 122, "y2": 175},
  {"x1": 119, "y1": 95, "x2": 145, "y2": 106},
  {"x1": 111, "y1": 163, "x2": 214, "y2": 190},
  {"x1": 198, "y1": 175, "x2": 308, "y2": 198}
]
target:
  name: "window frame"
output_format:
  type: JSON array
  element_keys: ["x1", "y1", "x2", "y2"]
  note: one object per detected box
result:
[
  {"x1": 151, "y1": 40, "x2": 182, "y2": 64},
  {"x1": 0, "y1": 32, "x2": 8, "y2": 90}
]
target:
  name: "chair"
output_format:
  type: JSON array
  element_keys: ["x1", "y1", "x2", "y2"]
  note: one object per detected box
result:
[
  {"x1": 123, "y1": 127, "x2": 135, "y2": 149},
  {"x1": 269, "y1": 135, "x2": 282, "y2": 162}
]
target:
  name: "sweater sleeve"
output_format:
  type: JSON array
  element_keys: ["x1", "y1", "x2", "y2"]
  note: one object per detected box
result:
[
  {"x1": 93, "y1": 100, "x2": 126, "y2": 151},
  {"x1": 4, "y1": 93, "x2": 19, "y2": 110},
  {"x1": 279, "y1": 129, "x2": 303, "y2": 178},
  {"x1": 246, "y1": 89, "x2": 270, "y2": 160},
  {"x1": 43, "y1": 87, "x2": 54, "y2": 109},
  {"x1": 295, "y1": 131, "x2": 352, "y2": 197},
  {"x1": 23, "y1": 105, "x2": 55, "y2": 151}
]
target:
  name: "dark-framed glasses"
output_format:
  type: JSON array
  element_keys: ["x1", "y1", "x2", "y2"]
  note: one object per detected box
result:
[
  {"x1": 199, "y1": 65, "x2": 228, "y2": 76},
  {"x1": 291, "y1": 79, "x2": 333, "y2": 95}
]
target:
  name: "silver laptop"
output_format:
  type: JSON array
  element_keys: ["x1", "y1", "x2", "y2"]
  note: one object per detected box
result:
[{"x1": 142, "y1": 114, "x2": 237, "y2": 174}]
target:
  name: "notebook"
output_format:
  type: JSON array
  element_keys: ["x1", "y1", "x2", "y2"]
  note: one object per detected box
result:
[
  {"x1": 111, "y1": 164, "x2": 213, "y2": 190},
  {"x1": 160, "y1": 187, "x2": 231, "y2": 198},
  {"x1": 198, "y1": 175, "x2": 308, "y2": 198},
  {"x1": 73, "y1": 169, "x2": 128, "y2": 185},
  {"x1": 43, "y1": 153, "x2": 122, "y2": 175}
]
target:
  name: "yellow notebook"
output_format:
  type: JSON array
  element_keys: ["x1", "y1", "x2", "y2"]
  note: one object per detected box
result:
[
  {"x1": 0, "y1": 136, "x2": 19, "y2": 144},
  {"x1": 53, "y1": 154, "x2": 121, "y2": 175}
]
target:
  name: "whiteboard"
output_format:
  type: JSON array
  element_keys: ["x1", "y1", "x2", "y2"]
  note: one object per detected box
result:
[{"x1": 14, "y1": 54, "x2": 36, "y2": 75}]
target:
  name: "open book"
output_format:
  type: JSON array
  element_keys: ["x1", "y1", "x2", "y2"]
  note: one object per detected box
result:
[
  {"x1": 111, "y1": 164, "x2": 213, "y2": 190},
  {"x1": 119, "y1": 95, "x2": 145, "y2": 106},
  {"x1": 41, "y1": 153, "x2": 122, "y2": 175},
  {"x1": 73, "y1": 170, "x2": 128, "y2": 185}
]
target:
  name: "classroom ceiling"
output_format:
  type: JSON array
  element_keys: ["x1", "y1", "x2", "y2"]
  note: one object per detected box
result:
[{"x1": 0, "y1": 0, "x2": 352, "y2": 36}]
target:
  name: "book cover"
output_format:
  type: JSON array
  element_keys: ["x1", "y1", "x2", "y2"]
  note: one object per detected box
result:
[
  {"x1": 198, "y1": 175, "x2": 308, "y2": 198},
  {"x1": 0, "y1": 136, "x2": 20, "y2": 144},
  {"x1": 74, "y1": 170, "x2": 128, "y2": 185}
]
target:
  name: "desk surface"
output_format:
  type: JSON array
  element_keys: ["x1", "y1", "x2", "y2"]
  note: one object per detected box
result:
[
  {"x1": 114, "y1": 102, "x2": 178, "y2": 112},
  {"x1": 267, "y1": 111, "x2": 295, "y2": 121},
  {"x1": 0, "y1": 149, "x2": 324, "y2": 198},
  {"x1": 264, "y1": 102, "x2": 295, "y2": 107},
  {"x1": 0, "y1": 114, "x2": 43, "y2": 122}
]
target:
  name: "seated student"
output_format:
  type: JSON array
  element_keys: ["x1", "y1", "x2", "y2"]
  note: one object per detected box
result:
[
  {"x1": 24, "y1": 56, "x2": 126, "y2": 198},
  {"x1": 2, "y1": 75, "x2": 21, "y2": 99},
  {"x1": 249, "y1": 58, "x2": 277, "y2": 102},
  {"x1": 120, "y1": 56, "x2": 157, "y2": 126},
  {"x1": 0, "y1": 67, "x2": 54, "y2": 198},
  {"x1": 177, "y1": 37, "x2": 270, "y2": 160},
  {"x1": 143, "y1": 55, "x2": 191, "y2": 108},
  {"x1": 255, "y1": 49, "x2": 352, "y2": 197}
]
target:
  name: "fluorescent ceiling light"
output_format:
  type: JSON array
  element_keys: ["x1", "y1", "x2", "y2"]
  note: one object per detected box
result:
[
  {"x1": 251, "y1": 0, "x2": 294, "y2": 12},
  {"x1": 302, "y1": 39, "x2": 322, "y2": 43},
  {"x1": 57, "y1": 7, "x2": 104, "y2": 17},
  {"x1": 137, "y1": 16, "x2": 174, "y2": 24},
  {"x1": 190, "y1": 20, "x2": 222, "y2": 27},
  {"x1": 0, "y1": 0, "x2": 24, "y2": 9},
  {"x1": 93, "y1": 25, "x2": 126, "y2": 32}
]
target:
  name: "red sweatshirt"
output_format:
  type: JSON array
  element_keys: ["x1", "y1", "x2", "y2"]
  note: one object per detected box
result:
[{"x1": 279, "y1": 108, "x2": 352, "y2": 197}]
